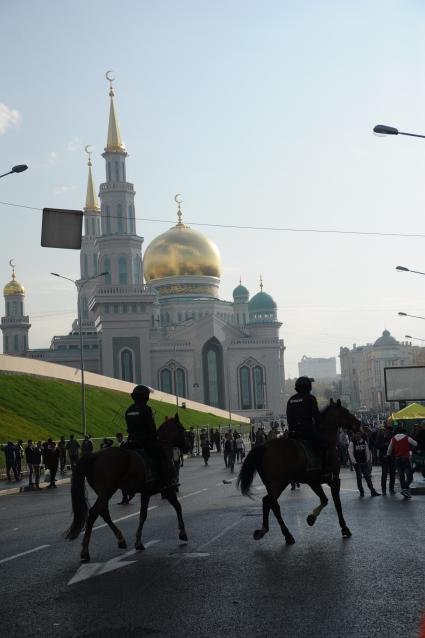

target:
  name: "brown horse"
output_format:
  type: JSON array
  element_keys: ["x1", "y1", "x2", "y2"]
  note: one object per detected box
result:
[
  {"x1": 237, "y1": 399, "x2": 360, "y2": 544},
  {"x1": 65, "y1": 418, "x2": 188, "y2": 562}
]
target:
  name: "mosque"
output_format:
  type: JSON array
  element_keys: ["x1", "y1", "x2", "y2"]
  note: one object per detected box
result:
[{"x1": 1, "y1": 76, "x2": 285, "y2": 418}]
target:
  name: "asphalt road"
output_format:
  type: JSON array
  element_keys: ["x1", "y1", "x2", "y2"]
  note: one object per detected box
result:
[{"x1": 0, "y1": 453, "x2": 424, "y2": 638}]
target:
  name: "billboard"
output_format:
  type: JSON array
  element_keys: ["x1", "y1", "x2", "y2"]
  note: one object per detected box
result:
[{"x1": 384, "y1": 366, "x2": 425, "y2": 402}]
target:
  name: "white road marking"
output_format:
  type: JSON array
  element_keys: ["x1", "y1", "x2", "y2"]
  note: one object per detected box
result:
[
  {"x1": 198, "y1": 519, "x2": 243, "y2": 550},
  {"x1": 180, "y1": 488, "x2": 208, "y2": 499},
  {"x1": 0, "y1": 544, "x2": 50, "y2": 565},
  {"x1": 169, "y1": 552, "x2": 210, "y2": 558},
  {"x1": 93, "y1": 505, "x2": 158, "y2": 531},
  {"x1": 68, "y1": 540, "x2": 160, "y2": 585}
]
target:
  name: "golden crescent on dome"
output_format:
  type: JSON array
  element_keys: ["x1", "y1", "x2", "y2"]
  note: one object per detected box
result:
[
  {"x1": 105, "y1": 70, "x2": 115, "y2": 82},
  {"x1": 84, "y1": 144, "x2": 93, "y2": 155},
  {"x1": 174, "y1": 194, "x2": 183, "y2": 205},
  {"x1": 9, "y1": 259, "x2": 15, "y2": 269}
]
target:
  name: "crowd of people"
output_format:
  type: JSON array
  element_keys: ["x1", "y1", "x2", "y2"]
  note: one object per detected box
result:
[{"x1": 1, "y1": 433, "x2": 120, "y2": 489}]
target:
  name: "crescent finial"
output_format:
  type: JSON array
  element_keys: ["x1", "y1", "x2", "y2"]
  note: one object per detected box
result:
[
  {"x1": 174, "y1": 194, "x2": 183, "y2": 225},
  {"x1": 9, "y1": 259, "x2": 16, "y2": 278},
  {"x1": 84, "y1": 144, "x2": 93, "y2": 165}
]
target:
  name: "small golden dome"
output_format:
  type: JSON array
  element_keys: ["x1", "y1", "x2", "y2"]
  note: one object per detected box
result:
[
  {"x1": 4, "y1": 272, "x2": 25, "y2": 296},
  {"x1": 143, "y1": 222, "x2": 221, "y2": 281}
]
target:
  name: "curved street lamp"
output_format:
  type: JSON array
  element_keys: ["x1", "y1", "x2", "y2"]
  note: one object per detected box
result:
[
  {"x1": 51, "y1": 271, "x2": 108, "y2": 435},
  {"x1": 405, "y1": 335, "x2": 425, "y2": 342},
  {"x1": 396, "y1": 265, "x2": 425, "y2": 276},
  {"x1": 373, "y1": 125, "x2": 425, "y2": 139},
  {"x1": 398, "y1": 311, "x2": 425, "y2": 321},
  {"x1": 0, "y1": 164, "x2": 28, "y2": 179}
]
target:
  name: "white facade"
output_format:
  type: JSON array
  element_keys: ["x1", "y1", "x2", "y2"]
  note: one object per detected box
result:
[
  {"x1": 298, "y1": 355, "x2": 337, "y2": 381},
  {"x1": 340, "y1": 330, "x2": 424, "y2": 411},
  {"x1": 1, "y1": 78, "x2": 285, "y2": 419}
]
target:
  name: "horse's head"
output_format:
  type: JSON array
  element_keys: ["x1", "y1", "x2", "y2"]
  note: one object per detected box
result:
[
  {"x1": 321, "y1": 398, "x2": 361, "y2": 433},
  {"x1": 157, "y1": 417, "x2": 187, "y2": 451}
]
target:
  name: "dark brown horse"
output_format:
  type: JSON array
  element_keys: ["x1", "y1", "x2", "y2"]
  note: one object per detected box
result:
[
  {"x1": 237, "y1": 399, "x2": 360, "y2": 544},
  {"x1": 66, "y1": 418, "x2": 188, "y2": 562}
]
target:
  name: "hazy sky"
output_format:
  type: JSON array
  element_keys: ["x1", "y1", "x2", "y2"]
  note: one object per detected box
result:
[{"x1": 2, "y1": 0, "x2": 425, "y2": 377}]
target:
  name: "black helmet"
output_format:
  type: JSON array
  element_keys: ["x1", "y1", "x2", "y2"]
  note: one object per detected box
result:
[
  {"x1": 295, "y1": 376, "x2": 313, "y2": 393},
  {"x1": 131, "y1": 385, "x2": 151, "y2": 401}
]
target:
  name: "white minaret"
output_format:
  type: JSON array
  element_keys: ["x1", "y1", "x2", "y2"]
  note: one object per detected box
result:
[
  {"x1": 95, "y1": 72, "x2": 143, "y2": 286},
  {"x1": 79, "y1": 148, "x2": 101, "y2": 322},
  {"x1": 1, "y1": 261, "x2": 31, "y2": 356}
]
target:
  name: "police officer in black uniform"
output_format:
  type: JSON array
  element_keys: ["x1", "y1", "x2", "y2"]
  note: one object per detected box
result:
[
  {"x1": 286, "y1": 376, "x2": 328, "y2": 469},
  {"x1": 125, "y1": 385, "x2": 175, "y2": 486}
]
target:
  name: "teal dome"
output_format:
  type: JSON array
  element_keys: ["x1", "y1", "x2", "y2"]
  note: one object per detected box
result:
[
  {"x1": 233, "y1": 283, "x2": 249, "y2": 301},
  {"x1": 248, "y1": 291, "x2": 276, "y2": 311},
  {"x1": 248, "y1": 290, "x2": 277, "y2": 324}
]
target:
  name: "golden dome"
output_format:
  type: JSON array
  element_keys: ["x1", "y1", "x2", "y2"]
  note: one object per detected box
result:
[
  {"x1": 4, "y1": 272, "x2": 25, "y2": 296},
  {"x1": 144, "y1": 222, "x2": 221, "y2": 281}
]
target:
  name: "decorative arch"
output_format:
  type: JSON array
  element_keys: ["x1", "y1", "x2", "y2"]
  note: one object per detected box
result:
[
  {"x1": 237, "y1": 358, "x2": 266, "y2": 410},
  {"x1": 202, "y1": 337, "x2": 224, "y2": 408},
  {"x1": 104, "y1": 258, "x2": 111, "y2": 284},
  {"x1": 120, "y1": 347, "x2": 134, "y2": 382},
  {"x1": 118, "y1": 256, "x2": 128, "y2": 284}
]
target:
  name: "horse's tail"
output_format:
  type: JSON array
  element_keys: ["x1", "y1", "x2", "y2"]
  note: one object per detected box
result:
[
  {"x1": 237, "y1": 446, "x2": 266, "y2": 497},
  {"x1": 65, "y1": 454, "x2": 92, "y2": 540}
]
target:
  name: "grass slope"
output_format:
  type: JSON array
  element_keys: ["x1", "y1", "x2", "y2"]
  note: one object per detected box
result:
[{"x1": 0, "y1": 374, "x2": 243, "y2": 442}]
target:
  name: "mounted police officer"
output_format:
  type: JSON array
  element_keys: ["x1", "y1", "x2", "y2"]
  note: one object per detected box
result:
[
  {"x1": 125, "y1": 385, "x2": 175, "y2": 486},
  {"x1": 286, "y1": 377, "x2": 328, "y2": 472}
]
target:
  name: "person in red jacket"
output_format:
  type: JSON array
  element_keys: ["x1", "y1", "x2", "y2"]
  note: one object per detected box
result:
[{"x1": 386, "y1": 426, "x2": 417, "y2": 498}]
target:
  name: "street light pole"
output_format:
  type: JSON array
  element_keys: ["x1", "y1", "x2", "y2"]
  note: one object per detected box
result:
[
  {"x1": 51, "y1": 271, "x2": 108, "y2": 435},
  {"x1": 396, "y1": 265, "x2": 425, "y2": 276},
  {"x1": 373, "y1": 125, "x2": 425, "y2": 139},
  {"x1": 398, "y1": 311, "x2": 425, "y2": 321},
  {"x1": 405, "y1": 335, "x2": 425, "y2": 342},
  {"x1": 0, "y1": 164, "x2": 28, "y2": 179}
]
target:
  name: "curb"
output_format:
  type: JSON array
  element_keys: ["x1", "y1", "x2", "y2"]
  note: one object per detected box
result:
[{"x1": 0, "y1": 477, "x2": 71, "y2": 496}]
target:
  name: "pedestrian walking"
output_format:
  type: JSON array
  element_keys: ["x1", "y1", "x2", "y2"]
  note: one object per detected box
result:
[
  {"x1": 58, "y1": 436, "x2": 67, "y2": 474},
  {"x1": 387, "y1": 426, "x2": 418, "y2": 498},
  {"x1": 187, "y1": 427, "x2": 195, "y2": 456},
  {"x1": 25, "y1": 440, "x2": 35, "y2": 488},
  {"x1": 337, "y1": 428, "x2": 349, "y2": 467},
  {"x1": 100, "y1": 437, "x2": 113, "y2": 449},
  {"x1": 32, "y1": 441, "x2": 43, "y2": 489},
  {"x1": 66, "y1": 435, "x2": 80, "y2": 473},
  {"x1": 44, "y1": 441, "x2": 59, "y2": 488},
  {"x1": 224, "y1": 434, "x2": 237, "y2": 472},
  {"x1": 81, "y1": 435, "x2": 94, "y2": 455},
  {"x1": 201, "y1": 435, "x2": 210, "y2": 466},
  {"x1": 379, "y1": 425, "x2": 395, "y2": 495},
  {"x1": 2, "y1": 442, "x2": 19, "y2": 482},
  {"x1": 15, "y1": 440, "x2": 24, "y2": 478},
  {"x1": 212, "y1": 429, "x2": 221, "y2": 453},
  {"x1": 235, "y1": 435, "x2": 245, "y2": 462},
  {"x1": 348, "y1": 431, "x2": 380, "y2": 497}
]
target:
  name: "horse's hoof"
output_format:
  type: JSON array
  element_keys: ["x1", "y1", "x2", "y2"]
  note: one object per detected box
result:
[
  {"x1": 135, "y1": 543, "x2": 145, "y2": 551},
  {"x1": 80, "y1": 552, "x2": 90, "y2": 562},
  {"x1": 118, "y1": 539, "x2": 127, "y2": 549},
  {"x1": 253, "y1": 529, "x2": 266, "y2": 541},
  {"x1": 285, "y1": 535, "x2": 296, "y2": 545},
  {"x1": 341, "y1": 527, "x2": 352, "y2": 538},
  {"x1": 179, "y1": 530, "x2": 188, "y2": 542},
  {"x1": 306, "y1": 514, "x2": 316, "y2": 527}
]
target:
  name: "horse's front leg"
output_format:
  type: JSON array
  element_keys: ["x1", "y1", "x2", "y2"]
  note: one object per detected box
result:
[
  {"x1": 253, "y1": 493, "x2": 270, "y2": 540},
  {"x1": 329, "y1": 477, "x2": 352, "y2": 538},
  {"x1": 81, "y1": 496, "x2": 107, "y2": 562},
  {"x1": 165, "y1": 488, "x2": 188, "y2": 541},
  {"x1": 306, "y1": 482, "x2": 328, "y2": 526},
  {"x1": 135, "y1": 493, "x2": 149, "y2": 550},
  {"x1": 100, "y1": 507, "x2": 127, "y2": 549}
]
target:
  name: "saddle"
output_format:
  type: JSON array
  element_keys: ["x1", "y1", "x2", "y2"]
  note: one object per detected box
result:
[{"x1": 133, "y1": 448, "x2": 158, "y2": 484}]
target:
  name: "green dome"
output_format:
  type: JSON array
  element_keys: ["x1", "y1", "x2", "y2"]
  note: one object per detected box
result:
[
  {"x1": 248, "y1": 291, "x2": 276, "y2": 311},
  {"x1": 233, "y1": 284, "x2": 249, "y2": 300}
]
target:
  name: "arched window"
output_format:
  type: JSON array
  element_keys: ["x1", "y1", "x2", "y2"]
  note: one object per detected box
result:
[
  {"x1": 105, "y1": 205, "x2": 111, "y2": 234},
  {"x1": 160, "y1": 369, "x2": 172, "y2": 394},
  {"x1": 176, "y1": 368, "x2": 186, "y2": 398},
  {"x1": 83, "y1": 254, "x2": 89, "y2": 278},
  {"x1": 14, "y1": 335, "x2": 19, "y2": 352},
  {"x1": 12, "y1": 301, "x2": 17, "y2": 315},
  {"x1": 81, "y1": 296, "x2": 88, "y2": 320},
  {"x1": 202, "y1": 338, "x2": 224, "y2": 408},
  {"x1": 121, "y1": 349, "x2": 134, "y2": 382},
  {"x1": 119, "y1": 257, "x2": 128, "y2": 284},
  {"x1": 6, "y1": 302, "x2": 9, "y2": 316},
  {"x1": 20, "y1": 302, "x2": 23, "y2": 315},
  {"x1": 93, "y1": 254, "x2": 98, "y2": 276},
  {"x1": 104, "y1": 258, "x2": 111, "y2": 284},
  {"x1": 133, "y1": 256, "x2": 141, "y2": 284},
  {"x1": 107, "y1": 162, "x2": 112, "y2": 182},
  {"x1": 115, "y1": 161, "x2": 120, "y2": 182},
  {"x1": 117, "y1": 204, "x2": 123, "y2": 233},
  {"x1": 253, "y1": 366, "x2": 265, "y2": 409},
  {"x1": 239, "y1": 366, "x2": 252, "y2": 409},
  {"x1": 128, "y1": 205, "x2": 135, "y2": 233}
]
